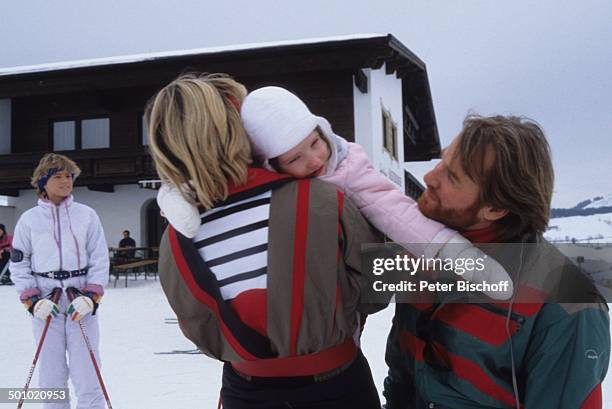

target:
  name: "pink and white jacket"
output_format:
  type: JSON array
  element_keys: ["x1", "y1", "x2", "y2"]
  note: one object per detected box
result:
[
  {"x1": 0, "y1": 232, "x2": 12, "y2": 253},
  {"x1": 320, "y1": 136, "x2": 456, "y2": 258},
  {"x1": 10, "y1": 195, "x2": 109, "y2": 300}
]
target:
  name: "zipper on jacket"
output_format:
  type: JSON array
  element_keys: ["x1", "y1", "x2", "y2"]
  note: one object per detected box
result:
[{"x1": 56, "y1": 205, "x2": 63, "y2": 271}]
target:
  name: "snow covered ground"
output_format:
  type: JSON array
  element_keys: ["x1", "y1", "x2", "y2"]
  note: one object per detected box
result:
[
  {"x1": 546, "y1": 213, "x2": 612, "y2": 243},
  {"x1": 1, "y1": 279, "x2": 611, "y2": 408}
]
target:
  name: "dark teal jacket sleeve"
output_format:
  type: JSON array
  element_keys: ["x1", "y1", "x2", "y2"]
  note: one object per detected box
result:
[
  {"x1": 383, "y1": 306, "x2": 416, "y2": 409},
  {"x1": 523, "y1": 304, "x2": 610, "y2": 409}
]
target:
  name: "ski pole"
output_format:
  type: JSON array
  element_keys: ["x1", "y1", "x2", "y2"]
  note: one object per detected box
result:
[
  {"x1": 67, "y1": 288, "x2": 113, "y2": 409},
  {"x1": 17, "y1": 287, "x2": 62, "y2": 409}
]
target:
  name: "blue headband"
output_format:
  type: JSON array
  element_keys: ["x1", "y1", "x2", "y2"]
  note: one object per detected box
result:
[{"x1": 37, "y1": 168, "x2": 75, "y2": 192}]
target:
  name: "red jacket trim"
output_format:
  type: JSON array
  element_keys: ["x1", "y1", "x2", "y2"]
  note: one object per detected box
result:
[
  {"x1": 169, "y1": 226, "x2": 258, "y2": 361},
  {"x1": 435, "y1": 304, "x2": 519, "y2": 346},
  {"x1": 335, "y1": 190, "x2": 344, "y2": 308},
  {"x1": 232, "y1": 338, "x2": 357, "y2": 377},
  {"x1": 227, "y1": 168, "x2": 292, "y2": 196},
  {"x1": 289, "y1": 179, "x2": 310, "y2": 356},
  {"x1": 399, "y1": 329, "x2": 520, "y2": 407},
  {"x1": 581, "y1": 384, "x2": 602, "y2": 409}
]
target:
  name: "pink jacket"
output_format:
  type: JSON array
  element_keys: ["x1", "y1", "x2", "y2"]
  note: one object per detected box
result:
[
  {"x1": 0, "y1": 233, "x2": 12, "y2": 253},
  {"x1": 321, "y1": 142, "x2": 456, "y2": 257}
]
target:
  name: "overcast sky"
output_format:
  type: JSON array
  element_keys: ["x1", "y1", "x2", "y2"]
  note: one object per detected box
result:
[{"x1": 1, "y1": 0, "x2": 610, "y2": 207}]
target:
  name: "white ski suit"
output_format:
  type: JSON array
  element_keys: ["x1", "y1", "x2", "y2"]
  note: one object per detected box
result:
[{"x1": 11, "y1": 195, "x2": 109, "y2": 409}]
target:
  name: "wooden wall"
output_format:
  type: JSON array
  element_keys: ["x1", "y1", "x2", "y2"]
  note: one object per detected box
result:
[
  {"x1": 11, "y1": 85, "x2": 158, "y2": 153},
  {"x1": 11, "y1": 70, "x2": 355, "y2": 155},
  {"x1": 240, "y1": 70, "x2": 355, "y2": 142}
]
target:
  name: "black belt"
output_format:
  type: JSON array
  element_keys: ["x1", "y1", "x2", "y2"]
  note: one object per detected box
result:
[{"x1": 34, "y1": 268, "x2": 88, "y2": 280}]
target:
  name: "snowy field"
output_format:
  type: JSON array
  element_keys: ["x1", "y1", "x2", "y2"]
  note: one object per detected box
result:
[
  {"x1": 1, "y1": 278, "x2": 611, "y2": 408},
  {"x1": 546, "y1": 213, "x2": 612, "y2": 243}
]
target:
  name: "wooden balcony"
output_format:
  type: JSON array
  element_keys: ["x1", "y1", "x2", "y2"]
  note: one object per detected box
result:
[{"x1": 0, "y1": 147, "x2": 157, "y2": 196}]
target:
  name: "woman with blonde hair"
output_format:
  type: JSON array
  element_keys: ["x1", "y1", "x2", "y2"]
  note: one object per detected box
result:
[
  {"x1": 11, "y1": 153, "x2": 109, "y2": 409},
  {"x1": 149, "y1": 73, "x2": 384, "y2": 409}
]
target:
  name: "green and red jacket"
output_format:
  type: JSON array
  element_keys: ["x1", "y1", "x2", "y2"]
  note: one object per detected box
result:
[
  {"x1": 383, "y1": 228, "x2": 610, "y2": 409},
  {"x1": 158, "y1": 168, "x2": 384, "y2": 371}
]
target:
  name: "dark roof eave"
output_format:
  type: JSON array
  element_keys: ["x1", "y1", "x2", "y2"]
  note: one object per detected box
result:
[
  {"x1": 1, "y1": 38, "x2": 382, "y2": 75},
  {"x1": 0, "y1": 36, "x2": 424, "y2": 98}
]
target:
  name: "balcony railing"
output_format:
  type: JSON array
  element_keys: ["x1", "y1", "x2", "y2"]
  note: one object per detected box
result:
[{"x1": 0, "y1": 147, "x2": 157, "y2": 195}]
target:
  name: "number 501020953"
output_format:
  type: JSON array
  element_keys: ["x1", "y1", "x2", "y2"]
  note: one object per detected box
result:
[{"x1": 2, "y1": 388, "x2": 68, "y2": 403}]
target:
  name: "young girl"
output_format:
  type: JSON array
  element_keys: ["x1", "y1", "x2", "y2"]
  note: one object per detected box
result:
[
  {"x1": 158, "y1": 86, "x2": 513, "y2": 299},
  {"x1": 10, "y1": 153, "x2": 109, "y2": 409}
]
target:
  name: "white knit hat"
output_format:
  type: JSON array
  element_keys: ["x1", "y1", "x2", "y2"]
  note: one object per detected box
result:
[{"x1": 241, "y1": 86, "x2": 344, "y2": 175}]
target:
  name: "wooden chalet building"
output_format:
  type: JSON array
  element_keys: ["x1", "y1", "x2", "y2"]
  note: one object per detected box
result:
[{"x1": 0, "y1": 34, "x2": 440, "y2": 247}]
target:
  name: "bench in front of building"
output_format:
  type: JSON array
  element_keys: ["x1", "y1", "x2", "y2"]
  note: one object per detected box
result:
[{"x1": 110, "y1": 259, "x2": 158, "y2": 288}]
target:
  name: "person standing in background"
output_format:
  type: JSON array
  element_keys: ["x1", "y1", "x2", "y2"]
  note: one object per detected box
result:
[
  {"x1": 0, "y1": 223, "x2": 12, "y2": 284},
  {"x1": 10, "y1": 153, "x2": 109, "y2": 409},
  {"x1": 118, "y1": 230, "x2": 136, "y2": 259}
]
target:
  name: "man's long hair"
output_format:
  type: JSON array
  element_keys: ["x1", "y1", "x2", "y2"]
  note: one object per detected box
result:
[{"x1": 456, "y1": 114, "x2": 554, "y2": 241}]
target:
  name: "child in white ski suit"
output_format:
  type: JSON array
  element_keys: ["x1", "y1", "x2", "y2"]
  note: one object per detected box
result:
[
  {"x1": 158, "y1": 86, "x2": 513, "y2": 299},
  {"x1": 11, "y1": 153, "x2": 109, "y2": 409}
]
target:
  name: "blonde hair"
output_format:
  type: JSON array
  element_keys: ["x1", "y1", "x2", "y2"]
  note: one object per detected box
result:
[
  {"x1": 31, "y1": 153, "x2": 81, "y2": 198},
  {"x1": 146, "y1": 73, "x2": 251, "y2": 210},
  {"x1": 455, "y1": 114, "x2": 554, "y2": 240}
]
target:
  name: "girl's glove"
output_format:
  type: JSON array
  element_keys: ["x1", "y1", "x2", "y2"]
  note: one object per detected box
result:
[
  {"x1": 23, "y1": 288, "x2": 61, "y2": 320},
  {"x1": 66, "y1": 287, "x2": 101, "y2": 321}
]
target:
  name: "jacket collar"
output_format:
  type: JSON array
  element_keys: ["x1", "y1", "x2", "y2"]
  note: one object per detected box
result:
[
  {"x1": 38, "y1": 194, "x2": 74, "y2": 209},
  {"x1": 460, "y1": 224, "x2": 503, "y2": 243},
  {"x1": 202, "y1": 168, "x2": 294, "y2": 210},
  {"x1": 226, "y1": 168, "x2": 293, "y2": 196}
]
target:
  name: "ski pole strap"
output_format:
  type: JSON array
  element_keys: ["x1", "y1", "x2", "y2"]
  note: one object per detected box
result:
[
  {"x1": 230, "y1": 338, "x2": 357, "y2": 378},
  {"x1": 50, "y1": 287, "x2": 62, "y2": 302},
  {"x1": 34, "y1": 268, "x2": 88, "y2": 280}
]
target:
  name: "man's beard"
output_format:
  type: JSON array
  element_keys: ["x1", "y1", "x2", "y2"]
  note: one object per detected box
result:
[{"x1": 418, "y1": 190, "x2": 482, "y2": 231}]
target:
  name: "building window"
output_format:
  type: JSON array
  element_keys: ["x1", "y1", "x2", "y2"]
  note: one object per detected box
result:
[
  {"x1": 404, "y1": 170, "x2": 425, "y2": 201},
  {"x1": 382, "y1": 107, "x2": 398, "y2": 160},
  {"x1": 0, "y1": 99, "x2": 11, "y2": 155},
  {"x1": 403, "y1": 105, "x2": 419, "y2": 145},
  {"x1": 141, "y1": 115, "x2": 149, "y2": 146},
  {"x1": 52, "y1": 117, "x2": 110, "y2": 151},
  {"x1": 53, "y1": 121, "x2": 76, "y2": 151},
  {"x1": 391, "y1": 122, "x2": 397, "y2": 158},
  {"x1": 82, "y1": 118, "x2": 110, "y2": 149}
]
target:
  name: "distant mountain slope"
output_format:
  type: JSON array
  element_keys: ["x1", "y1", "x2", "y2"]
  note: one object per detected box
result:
[
  {"x1": 585, "y1": 195, "x2": 612, "y2": 209},
  {"x1": 550, "y1": 194, "x2": 612, "y2": 218}
]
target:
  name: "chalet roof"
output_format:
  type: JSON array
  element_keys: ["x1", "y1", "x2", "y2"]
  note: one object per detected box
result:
[
  {"x1": 0, "y1": 33, "x2": 430, "y2": 98},
  {"x1": 0, "y1": 34, "x2": 386, "y2": 77},
  {"x1": 0, "y1": 33, "x2": 440, "y2": 170}
]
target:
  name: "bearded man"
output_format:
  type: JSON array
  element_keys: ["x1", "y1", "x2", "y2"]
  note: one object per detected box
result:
[{"x1": 382, "y1": 115, "x2": 610, "y2": 409}]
